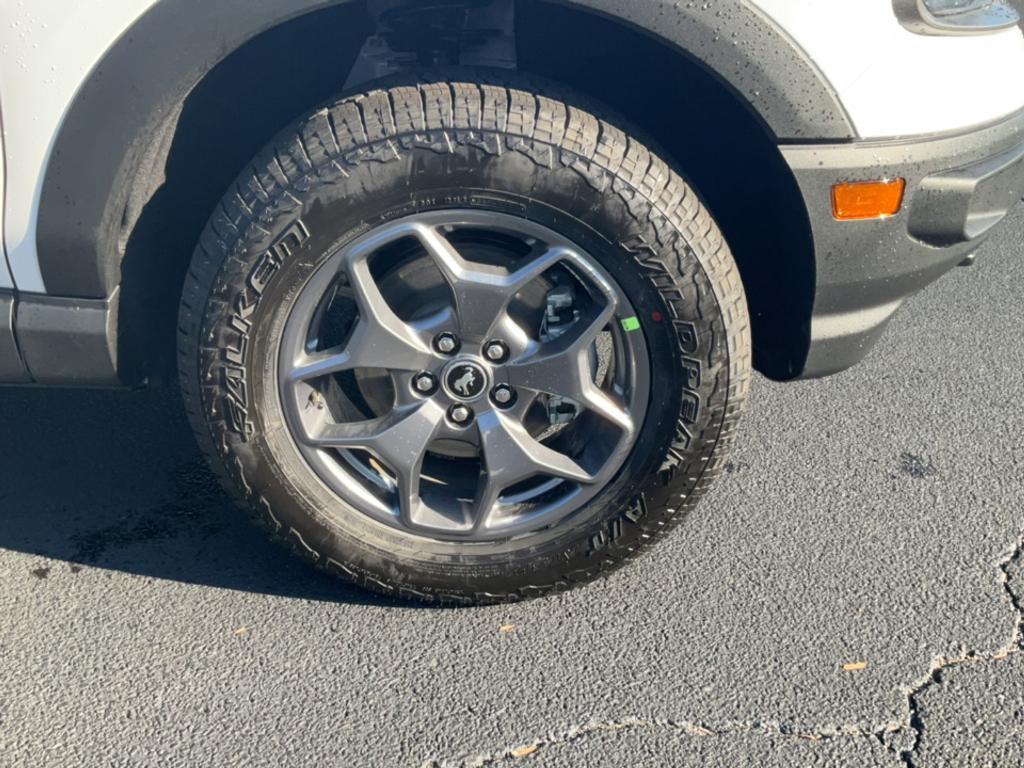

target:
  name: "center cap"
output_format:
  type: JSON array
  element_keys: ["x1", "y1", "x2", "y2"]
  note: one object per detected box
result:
[{"x1": 444, "y1": 360, "x2": 488, "y2": 401}]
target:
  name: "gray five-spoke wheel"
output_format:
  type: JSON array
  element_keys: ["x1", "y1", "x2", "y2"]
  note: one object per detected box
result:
[{"x1": 278, "y1": 210, "x2": 650, "y2": 541}]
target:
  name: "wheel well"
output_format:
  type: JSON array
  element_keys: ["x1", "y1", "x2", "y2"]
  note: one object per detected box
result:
[{"x1": 119, "y1": 0, "x2": 814, "y2": 385}]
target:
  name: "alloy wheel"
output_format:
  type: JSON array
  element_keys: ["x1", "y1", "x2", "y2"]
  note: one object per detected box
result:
[{"x1": 278, "y1": 211, "x2": 650, "y2": 541}]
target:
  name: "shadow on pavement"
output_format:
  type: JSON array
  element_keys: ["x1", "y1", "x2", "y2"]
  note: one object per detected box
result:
[{"x1": 0, "y1": 385, "x2": 408, "y2": 607}]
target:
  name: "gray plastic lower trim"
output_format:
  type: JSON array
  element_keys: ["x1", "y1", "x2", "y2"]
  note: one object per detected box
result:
[
  {"x1": 14, "y1": 289, "x2": 121, "y2": 386},
  {"x1": 784, "y1": 106, "x2": 1024, "y2": 379},
  {"x1": 802, "y1": 301, "x2": 904, "y2": 379},
  {"x1": 909, "y1": 139, "x2": 1024, "y2": 246},
  {"x1": 0, "y1": 291, "x2": 30, "y2": 382}
]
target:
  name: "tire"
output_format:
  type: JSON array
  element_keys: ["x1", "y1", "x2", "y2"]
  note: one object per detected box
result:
[{"x1": 178, "y1": 76, "x2": 751, "y2": 604}]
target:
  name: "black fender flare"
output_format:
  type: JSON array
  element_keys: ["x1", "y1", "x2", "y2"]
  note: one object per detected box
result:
[{"x1": 36, "y1": 0, "x2": 852, "y2": 298}]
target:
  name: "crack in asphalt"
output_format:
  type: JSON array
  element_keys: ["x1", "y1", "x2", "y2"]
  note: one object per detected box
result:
[
  {"x1": 424, "y1": 531, "x2": 1024, "y2": 768},
  {"x1": 998, "y1": 530, "x2": 1024, "y2": 650},
  {"x1": 422, "y1": 717, "x2": 887, "y2": 768},
  {"x1": 893, "y1": 530, "x2": 1024, "y2": 767}
]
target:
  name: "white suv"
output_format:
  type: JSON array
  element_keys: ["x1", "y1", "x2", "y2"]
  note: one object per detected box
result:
[{"x1": 2, "y1": 0, "x2": 1022, "y2": 602}]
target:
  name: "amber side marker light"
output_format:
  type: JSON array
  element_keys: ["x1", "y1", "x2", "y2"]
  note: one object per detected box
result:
[{"x1": 831, "y1": 178, "x2": 906, "y2": 221}]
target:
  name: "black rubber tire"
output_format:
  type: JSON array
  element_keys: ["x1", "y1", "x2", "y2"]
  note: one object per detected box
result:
[{"x1": 177, "y1": 77, "x2": 752, "y2": 604}]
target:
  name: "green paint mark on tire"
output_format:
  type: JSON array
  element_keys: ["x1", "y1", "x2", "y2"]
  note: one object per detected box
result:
[{"x1": 620, "y1": 316, "x2": 641, "y2": 332}]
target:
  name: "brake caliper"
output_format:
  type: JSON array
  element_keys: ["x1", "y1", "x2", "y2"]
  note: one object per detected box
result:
[{"x1": 540, "y1": 284, "x2": 581, "y2": 425}]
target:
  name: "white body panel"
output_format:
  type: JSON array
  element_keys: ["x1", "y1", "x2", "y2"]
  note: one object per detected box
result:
[
  {"x1": 752, "y1": 0, "x2": 1024, "y2": 138},
  {"x1": 0, "y1": 118, "x2": 13, "y2": 290},
  {"x1": 0, "y1": 0, "x2": 159, "y2": 293}
]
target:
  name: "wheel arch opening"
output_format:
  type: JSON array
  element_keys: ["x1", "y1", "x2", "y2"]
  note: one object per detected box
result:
[{"x1": 107, "y1": 0, "x2": 814, "y2": 384}]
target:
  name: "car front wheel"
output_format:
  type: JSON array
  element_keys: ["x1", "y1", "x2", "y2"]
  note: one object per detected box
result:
[{"x1": 177, "y1": 77, "x2": 751, "y2": 603}]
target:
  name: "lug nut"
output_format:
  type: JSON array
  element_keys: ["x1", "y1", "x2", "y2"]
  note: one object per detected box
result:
[
  {"x1": 434, "y1": 333, "x2": 459, "y2": 355},
  {"x1": 484, "y1": 340, "x2": 509, "y2": 363},
  {"x1": 413, "y1": 372, "x2": 437, "y2": 394},
  {"x1": 492, "y1": 384, "x2": 515, "y2": 406},
  {"x1": 449, "y1": 405, "x2": 473, "y2": 425}
]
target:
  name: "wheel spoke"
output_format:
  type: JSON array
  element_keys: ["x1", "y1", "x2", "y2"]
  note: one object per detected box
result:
[
  {"x1": 578, "y1": 385, "x2": 634, "y2": 434},
  {"x1": 414, "y1": 224, "x2": 572, "y2": 340},
  {"x1": 507, "y1": 301, "x2": 635, "y2": 435},
  {"x1": 285, "y1": 256, "x2": 438, "y2": 383},
  {"x1": 347, "y1": 253, "x2": 439, "y2": 367},
  {"x1": 288, "y1": 347, "x2": 354, "y2": 382},
  {"x1": 472, "y1": 409, "x2": 594, "y2": 530},
  {"x1": 306, "y1": 401, "x2": 445, "y2": 523}
]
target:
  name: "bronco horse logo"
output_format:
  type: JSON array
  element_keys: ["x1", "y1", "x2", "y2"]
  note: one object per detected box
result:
[{"x1": 453, "y1": 369, "x2": 478, "y2": 397}]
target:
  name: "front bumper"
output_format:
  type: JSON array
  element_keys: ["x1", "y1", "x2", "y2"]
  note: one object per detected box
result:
[{"x1": 782, "y1": 107, "x2": 1024, "y2": 379}]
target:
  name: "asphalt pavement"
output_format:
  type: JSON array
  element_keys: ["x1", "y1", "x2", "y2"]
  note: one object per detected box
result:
[{"x1": 1, "y1": 207, "x2": 1023, "y2": 767}]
